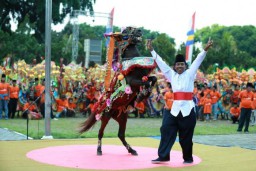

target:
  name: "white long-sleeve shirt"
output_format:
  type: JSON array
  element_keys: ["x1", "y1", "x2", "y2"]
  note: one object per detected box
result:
[{"x1": 151, "y1": 50, "x2": 207, "y2": 117}]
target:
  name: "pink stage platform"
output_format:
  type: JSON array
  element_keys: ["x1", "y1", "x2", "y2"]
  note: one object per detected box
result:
[{"x1": 27, "y1": 145, "x2": 201, "y2": 170}]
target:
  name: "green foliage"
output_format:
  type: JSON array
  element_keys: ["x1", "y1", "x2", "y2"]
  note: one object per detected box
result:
[
  {"x1": 149, "y1": 33, "x2": 176, "y2": 65},
  {"x1": 0, "y1": 0, "x2": 95, "y2": 43},
  {"x1": 194, "y1": 24, "x2": 256, "y2": 72}
]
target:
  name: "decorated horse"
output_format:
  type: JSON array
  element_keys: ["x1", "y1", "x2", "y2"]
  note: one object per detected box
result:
[{"x1": 79, "y1": 27, "x2": 157, "y2": 155}]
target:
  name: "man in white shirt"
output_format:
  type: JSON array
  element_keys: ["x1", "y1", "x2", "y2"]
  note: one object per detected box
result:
[{"x1": 147, "y1": 39, "x2": 213, "y2": 164}]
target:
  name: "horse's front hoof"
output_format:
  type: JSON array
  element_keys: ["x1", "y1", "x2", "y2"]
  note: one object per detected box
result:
[
  {"x1": 131, "y1": 151, "x2": 138, "y2": 156},
  {"x1": 97, "y1": 151, "x2": 102, "y2": 156},
  {"x1": 129, "y1": 149, "x2": 138, "y2": 156}
]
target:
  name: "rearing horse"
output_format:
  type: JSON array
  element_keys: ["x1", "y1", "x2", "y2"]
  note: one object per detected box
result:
[{"x1": 79, "y1": 27, "x2": 157, "y2": 156}]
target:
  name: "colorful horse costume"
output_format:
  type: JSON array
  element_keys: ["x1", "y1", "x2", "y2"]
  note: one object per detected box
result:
[{"x1": 79, "y1": 27, "x2": 157, "y2": 155}]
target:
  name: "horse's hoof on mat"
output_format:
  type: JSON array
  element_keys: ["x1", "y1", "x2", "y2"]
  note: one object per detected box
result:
[{"x1": 131, "y1": 151, "x2": 138, "y2": 156}]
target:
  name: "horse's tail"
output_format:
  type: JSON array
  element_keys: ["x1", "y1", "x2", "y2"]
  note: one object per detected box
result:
[{"x1": 79, "y1": 113, "x2": 97, "y2": 134}]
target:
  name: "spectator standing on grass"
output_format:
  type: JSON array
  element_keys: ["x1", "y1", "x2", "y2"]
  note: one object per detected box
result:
[
  {"x1": 198, "y1": 91, "x2": 205, "y2": 121},
  {"x1": 163, "y1": 83, "x2": 174, "y2": 112},
  {"x1": 0, "y1": 74, "x2": 10, "y2": 120},
  {"x1": 203, "y1": 93, "x2": 212, "y2": 121},
  {"x1": 8, "y1": 79, "x2": 19, "y2": 119},
  {"x1": 210, "y1": 85, "x2": 221, "y2": 120},
  {"x1": 237, "y1": 82, "x2": 254, "y2": 133},
  {"x1": 231, "y1": 85, "x2": 241, "y2": 105},
  {"x1": 39, "y1": 78, "x2": 57, "y2": 120}
]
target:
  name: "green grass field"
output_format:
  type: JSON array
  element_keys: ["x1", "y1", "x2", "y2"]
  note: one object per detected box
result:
[{"x1": 1, "y1": 115, "x2": 255, "y2": 139}]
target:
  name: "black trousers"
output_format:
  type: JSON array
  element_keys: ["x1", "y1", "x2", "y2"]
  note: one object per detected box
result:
[
  {"x1": 158, "y1": 108, "x2": 196, "y2": 161},
  {"x1": 238, "y1": 108, "x2": 251, "y2": 132},
  {"x1": 8, "y1": 98, "x2": 18, "y2": 118},
  {"x1": 40, "y1": 103, "x2": 54, "y2": 119}
]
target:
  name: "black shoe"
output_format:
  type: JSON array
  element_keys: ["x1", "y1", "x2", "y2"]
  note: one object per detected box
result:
[
  {"x1": 237, "y1": 130, "x2": 242, "y2": 132},
  {"x1": 244, "y1": 130, "x2": 249, "y2": 133},
  {"x1": 183, "y1": 160, "x2": 193, "y2": 164},
  {"x1": 151, "y1": 158, "x2": 169, "y2": 164}
]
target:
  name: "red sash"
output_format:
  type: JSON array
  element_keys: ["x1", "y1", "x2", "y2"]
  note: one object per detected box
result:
[{"x1": 173, "y1": 92, "x2": 193, "y2": 100}]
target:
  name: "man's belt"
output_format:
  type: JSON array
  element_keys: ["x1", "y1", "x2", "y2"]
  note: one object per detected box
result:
[{"x1": 173, "y1": 92, "x2": 193, "y2": 100}]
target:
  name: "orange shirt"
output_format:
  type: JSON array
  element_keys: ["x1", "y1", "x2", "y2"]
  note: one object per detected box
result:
[
  {"x1": 230, "y1": 107, "x2": 240, "y2": 118},
  {"x1": 68, "y1": 102, "x2": 77, "y2": 110},
  {"x1": 23, "y1": 103, "x2": 37, "y2": 111},
  {"x1": 203, "y1": 98, "x2": 212, "y2": 114},
  {"x1": 203, "y1": 88, "x2": 211, "y2": 97},
  {"x1": 40, "y1": 86, "x2": 45, "y2": 104},
  {"x1": 252, "y1": 92, "x2": 256, "y2": 109},
  {"x1": 9, "y1": 86, "x2": 19, "y2": 99},
  {"x1": 198, "y1": 96, "x2": 205, "y2": 106},
  {"x1": 135, "y1": 101, "x2": 145, "y2": 114},
  {"x1": 0, "y1": 82, "x2": 10, "y2": 100},
  {"x1": 231, "y1": 90, "x2": 240, "y2": 104},
  {"x1": 34, "y1": 84, "x2": 42, "y2": 97},
  {"x1": 55, "y1": 99, "x2": 68, "y2": 112},
  {"x1": 239, "y1": 90, "x2": 254, "y2": 109},
  {"x1": 39, "y1": 86, "x2": 53, "y2": 104},
  {"x1": 164, "y1": 91, "x2": 174, "y2": 110},
  {"x1": 210, "y1": 91, "x2": 221, "y2": 104}
]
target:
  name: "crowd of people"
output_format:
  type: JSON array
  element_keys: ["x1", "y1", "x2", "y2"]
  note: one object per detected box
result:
[{"x1": 0, "y1": 69, "x2": 256, "y2": 127}]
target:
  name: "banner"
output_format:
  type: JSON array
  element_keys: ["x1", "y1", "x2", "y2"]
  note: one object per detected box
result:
[
  {"x1": 185, "y1": 12, "x2": 196, "y2": 65},
  {"x1": 105, "y1": 8, "x2": 115, "y2": 47}
]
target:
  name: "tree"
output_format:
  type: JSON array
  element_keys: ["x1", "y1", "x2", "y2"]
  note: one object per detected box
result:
[
  {"x1": 0, "y1": 0, "x2": 95, "y2": 43},
  {"x1": 194, "y1": 24, "x2": 256, "y2": 72},
  {"x1": 149, "y1": 33, "x2": 176, "y2": 65}
]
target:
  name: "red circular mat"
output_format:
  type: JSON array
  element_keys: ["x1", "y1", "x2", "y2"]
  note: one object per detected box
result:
[{"x1": 26, "y1": 145, "x2": 201, "y2": 170}]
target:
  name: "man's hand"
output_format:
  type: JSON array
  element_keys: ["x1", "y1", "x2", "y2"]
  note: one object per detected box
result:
[
  {"x1": 204, "y1": 38, "x2": 213, "y2": 51},
  {"x1": 146, "y1": 39, "x2": 154, "y2": 51}
]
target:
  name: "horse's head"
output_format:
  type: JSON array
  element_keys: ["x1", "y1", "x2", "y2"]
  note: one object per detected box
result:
[
  {"x1": 121, "y1": 27, "x2": 143, "y2": 45},
  {"x1": 120, "y1": 27, "x2": 142, "y2": 59}
]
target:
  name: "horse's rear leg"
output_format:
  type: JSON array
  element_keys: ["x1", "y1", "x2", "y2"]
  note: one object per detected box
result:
[
  {"x1": 115, "y1": 114, "x2": 138, "y2": 156},
  {"x1": 97, "y1": 116, "x2": 110, "y2": 155}
]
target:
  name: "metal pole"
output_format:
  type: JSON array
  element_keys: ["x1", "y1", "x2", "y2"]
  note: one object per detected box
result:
[{"x1": 42, "y1": 0, "x2": 53, "y2": 139}]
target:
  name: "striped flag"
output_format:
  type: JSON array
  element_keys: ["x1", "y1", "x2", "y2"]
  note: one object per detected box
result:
[
  {"x1": 105, "y1": 8, "x2": 114, "y2": 47},
  {"x1": 185, "y1": 12, "x2": 196, "y2": 65}
]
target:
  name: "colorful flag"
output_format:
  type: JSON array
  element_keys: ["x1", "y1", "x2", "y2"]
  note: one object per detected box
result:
[
  {"x1": 105, "y1": 8, "x2": 115, "y2": 47},
  {"x1": 185, "y1": 12, "x2": 196, "y2": 65}
]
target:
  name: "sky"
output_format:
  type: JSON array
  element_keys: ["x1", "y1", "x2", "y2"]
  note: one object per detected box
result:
[{"x1": 53, "y1": 0, "x2": 256, "y2": 46}]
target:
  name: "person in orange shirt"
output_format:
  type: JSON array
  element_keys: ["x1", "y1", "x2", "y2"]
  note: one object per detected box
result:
[
  {"x1": 8, "y1": 79, "x2": 19, "y2": 119},
  {"x1": 203, "y1": 83, "x2": 211, "y2": 96},
  {"x1": 163, "y1": 83, "x2": 173, "y2": 111},
  {"x1": 55, "y1": 95, "x2": 68, "y2": 118},
  {"x1": 67, "y1": 97, "x2": 76, "y2": 117},
  {"x1": 230, "y1": 103, "x2": 240, "y2": 124},
  {"x1": 22, "y1": 97, "x2": 41, "y2": 119},
  {"x1": 237, "y1": 82, "x2": 254, "y2": 133},
  {"x1": 210, "y1": 85, "x2": 221, "y2": 120},
  {"x1": 203, "y1": 93, "x2": 212, "y2": 121},
  {"x1": 134, "y1": 100, "x2": 146, "y2": 118},
  {"x1": 251, "y1": 89, "x2": 256, "y2": 126},
  {"x1": 0, "y1": 74, "x2": 10, "y2": 120},
  {"x1": 34, "y1": 78, "x2": 42, "y2": 107},
  {"x1": 39, "y1": 79, "x2": 57, "y2": 119},
  {"x1": 197, "y1": 91, "x2": 205, "y2": 121},
  {"x1": 231, "y1": 85, "x2": 241, "y2": 105}
]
